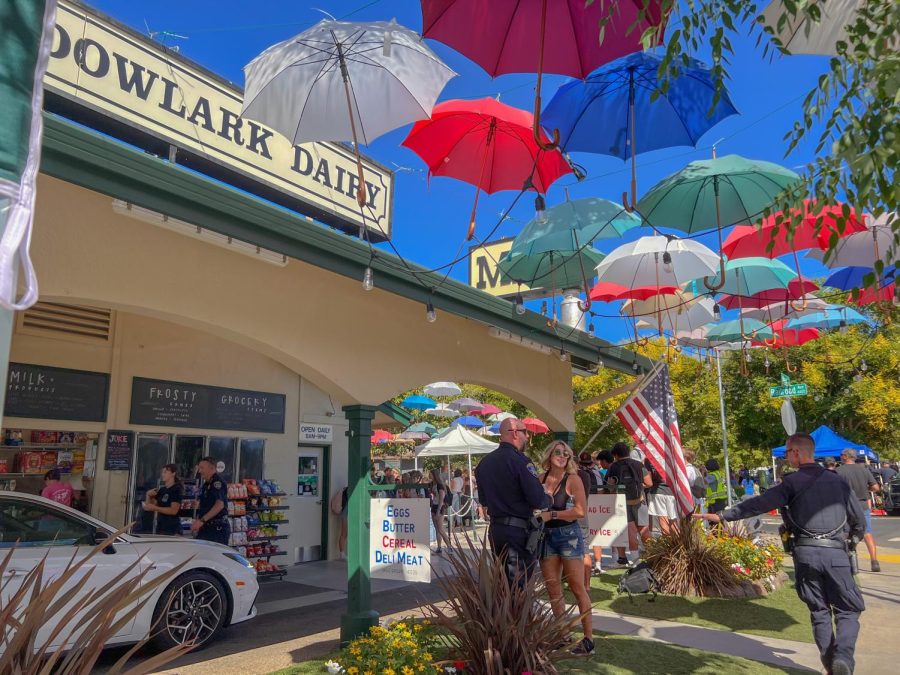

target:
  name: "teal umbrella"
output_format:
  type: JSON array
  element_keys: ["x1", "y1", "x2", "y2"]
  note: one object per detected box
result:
[
  {"x1": 636, "y1": 154, "x2": 801, "y2": 289},
  {"x1": 786, "y1": 307, "x2": 869, "y2": 331},
  {"x1": 702, "y1": 257, "x2": 797, "y2": 297},
  {"x1": 498, "y1": 247, "x2": 605, "y2": 291},
  {"x1": 705, "y1": 318, "x2": 774, "y2": 344},
  {"x1": 512, "y1": 197, "x2": 641, "y2": 253},
  {"x1": 406, "y1": 421, "x2": 437, "y2": 435}
]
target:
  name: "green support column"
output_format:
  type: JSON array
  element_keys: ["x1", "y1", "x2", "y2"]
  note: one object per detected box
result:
[
  {"x1": 340, "y1": 404, "x2": 379, "y2": 644},
  {"x1": 554, "y1": 430, "x2": 577, "y2": 448}
]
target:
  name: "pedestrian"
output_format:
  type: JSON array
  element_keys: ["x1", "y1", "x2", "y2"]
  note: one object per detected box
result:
[
  {"x1": 741, "y1": 475, "x2": 756, "y2": 497},
  {"x1": 539, "y1": 441, "x2": 594, "y2": 655},
  {"x1": 576, "y1": 450, "x2": 599, "y2": 586},
  {"x1": 191, "y1": 457, "x2": 230, "y2": 545},
  {"x1": 474, "y1": 417, "x2": 551, "y2": 584},
  {"x1": 591, "y1": 450, "x2": 614, "y2": 574},
  {"x1": 330, "y1": 485, "x2": 349, "y2": 559},
  {"x1": 705, "y1": 458, "x2": 728, "y2": 514},
  {"x1": 41, "y1": 469, "x2": 73, "y2": 507},
  {"x1": 143, "y1": 463, "x2": 183, "y2": 535},
  {"x1": 683, "y1": 447, "x2": 706, "y2": 513},
  {"x1": 604, "y1": 442, "x2": 650, "y2": 566},
  {"x1": 874, "y1": 461, "x2": 897, "y2": 484},
  {"x1": 835, "y1": 449, "x2": 881, "y2": 572},
  {"x1": 428, "y1": 468, "x2": 451, "y2": 554},
  {"x1": 450, "y1": 468, "x2": 464, "y2": 527},
  {"x1": 644, "y1": 457, "x2": 677, "y2": 536},
  {"x1": 824, "y1": 457, "x2": 838, "y2": 472},
  {"x1": 696, "y1": 433, "x2": 866, "y2": 675}
]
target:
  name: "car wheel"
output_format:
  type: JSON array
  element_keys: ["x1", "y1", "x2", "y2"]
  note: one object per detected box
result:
[{"x1": 150, "y1": 571, "x2": 227, "y2": 651}]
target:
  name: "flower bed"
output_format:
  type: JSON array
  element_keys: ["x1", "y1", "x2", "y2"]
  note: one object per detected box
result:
[
  {"x1": 334, "y1": 621, "x2": 441, "y2": 675},
  {"x1": 707, "y1": 533, "x2": 787, "y2": 598}
]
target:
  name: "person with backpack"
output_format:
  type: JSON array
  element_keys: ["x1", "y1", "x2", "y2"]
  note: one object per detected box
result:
[
  {"x1": 683, "y1": 447, "x2": 707, "y2": 514},
  {"x1": 605, "y1": 442, "x2": 651, "y2": 566}
]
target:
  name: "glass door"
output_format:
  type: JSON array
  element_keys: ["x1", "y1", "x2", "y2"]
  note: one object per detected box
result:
[
  {"x1": 239, "y1": 439, "x2": 265, "y2": 481},
  {"x1": 129, "y1": 433, "x2": 171, "y2": 534},
  {"x1": 207, "y1": 437, "x2": 237, "y2": 482},
  {"x1": 174, "y1": 435, "x2": 205, "y2": 484}
]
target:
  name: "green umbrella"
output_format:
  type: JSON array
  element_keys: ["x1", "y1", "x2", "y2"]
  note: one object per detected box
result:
[
  {"x1": 406, "y1": 422, "x2": 437, "y2": 435},
  {"x1": 705, "y1": 318, "x2": 774, "y2": 344},
  {"x1": 702, "y1": 257, "x2": 797, "y2": 297},
  {"x1": 512, "y1": 197, "x2": 640, "y2": 253},
  {"x1": 636, "y1": 154, "x2": 800, "y2": 289},
  {"x1": 498, "y1": 247, "x2": 605, "y2": 291}
]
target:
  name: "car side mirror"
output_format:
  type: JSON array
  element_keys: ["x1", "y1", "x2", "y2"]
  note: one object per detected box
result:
[{"x1": 94, "y1": 530, "x2": 116, "y2": 554}]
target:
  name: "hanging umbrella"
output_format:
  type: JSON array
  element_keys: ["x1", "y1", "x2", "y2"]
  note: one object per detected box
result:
[
  {"x1": 425, "y1": 403, "x2": 460, "y2": 418},
  {"x1": 751, "y1": 320, "x2": 820, "y2": 348},
  {"x1": 242, "y1": 19, "x2": 455, "y2": 208},
  {"x1": 452, "y1": 415, "x2": 484, "y2": 428},
  {"x1": 371, "y1": 429, "x2": 394, "y2": 444},
  {"x1": 594, "y1": 235, "x2": 721, "y2": 289},
  {"x1": 473, "y1": 403, "x2": 502, "y2": 416},
  {"x1": 487, "y1": 412, "x2": 517, "y2": 423},
  {"x1": 637, "y1": 155, "x2": 801, "y2": 289},
  {"x1": 705, "y1": 319, "x2": 774, "y2": 344},
  {"x1": 406, "y1": 421, "x2": 438, "y2": 435},
  {"x1": 718, "y1": 278, "x2": 819, "y2": 310},
  {"x1": 853, "y1": 284, "x2": 897, "y2": 306},
  {"x1": 762, "y1": 0, "x2": 864, "y2": 56},
  {"x1": 702, "y1": 257, "x2": 797, "y2": 297},
  {"x1": 589, "y1": 281, "x2": 679, "y2": 303},
  {"x1": 449, "y1": 397, "x2": 483, "y2": 412},
  {"x1": 627, "y1": 293, "x2": 715, "y2": 344},
  {"x1": 739, "y1": 297, "x2": 830, "y2": 322},
  {"x1": 636, "y1": 297, "x2": 718, "y2": 342},
  {"x1": 479, "y1": 425, "x2": 500, "y2": 437},
  {"x1": 498, "y1": 246, "x2": 605, "y2": 292},
  {"x1": 521, "y1": 417, "x2": 550, "y2": 434},
  {"x1": 542, "y1": 51, "x2": 737, "y2": 210},
  {"x1": 824, "y1": 265, "x2": 897, "y2": 291},
  {"x1": 622, "y1": 291, "x2": 696, "y2": 319},
  {"x1": 786, "y1": 307, "x2": 869, "y2": 331},
  {"x1": 402, "y1": 98, "x2": 572, "y2": 239},
  {"x1": 807, "y1": 214, "x2": 897, "y2": 268},
  {"x1": 397, "y1": 430, "x2": 432, "y2": 441},
  {"x1": 423, "y1": 382, "x2": 462, "y2": 397},
  {"x1": 402, "y1": 394, "x2": 437, "y2": 410},
  {"x1": 420, "y1": 0, "x2": 667, "y2": 149}
]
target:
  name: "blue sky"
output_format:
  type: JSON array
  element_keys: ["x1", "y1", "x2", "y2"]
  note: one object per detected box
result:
[{"x1": 87, "y1": 0, "x2": 837, "y2": 342}]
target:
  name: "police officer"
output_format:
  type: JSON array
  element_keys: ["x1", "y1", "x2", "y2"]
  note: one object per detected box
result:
[
  {"x1": 697, "y1": 433, "x2": 866, "y2": 675},
  {"x1": 191, "y1": 456, "x2": 230, "y2": 545},
  {"x1": 474, "y1": 417, "x2": 551, "y2": 583}
]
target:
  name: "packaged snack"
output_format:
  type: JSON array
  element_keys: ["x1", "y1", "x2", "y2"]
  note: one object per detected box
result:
[
  {"x1": 41, "y1": 451, "x2": 58, "y2": 471},
  {"x1": 18, "y1": 452, "x2": 43, "y2": 474}
]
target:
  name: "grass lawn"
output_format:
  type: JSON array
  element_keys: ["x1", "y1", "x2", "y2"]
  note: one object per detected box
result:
[
  {"x1": 584, "y1": 569, "x2": 813, "y2": 644},
  {"x1": 269, "y1": 633, "x2": 810, "y2": 674}
]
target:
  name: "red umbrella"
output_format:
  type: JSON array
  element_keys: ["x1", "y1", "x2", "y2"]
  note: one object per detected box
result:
[
  {"x1": 521, "y1": 417, "x2": 549, "y2": 434},
  {"x1": 474, "y1": 403, "x2": 502, "y2": 416},
  {"x1": 751, "y1": 320, "x2": 819, "y2": 348},
  {"x1": 589, "y1": 281, "x2": 679, "y2": 304},
  {"x1": 852, "y1": 283, "x2": 896, "y2": 306},
  {"x1": 420, "y1": 0, "x2": 667, "y2": 148},
  {"x1": 718, "y1": 278, "x2": 819, "y2": 310},
  {"x1": 402, "y1": 98, "x2": 572, "y2": 238},
  {"x1": 370, "y1": 429, "x2": 393, "y2": 444}
]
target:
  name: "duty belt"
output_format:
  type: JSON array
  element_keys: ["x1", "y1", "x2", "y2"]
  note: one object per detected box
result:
[
  {"x1": 794, "y1": 536, "x2": 846, "y2": 549},
  {"x1": 491, "y1": 516, "x2": 530, "y2": 529}
]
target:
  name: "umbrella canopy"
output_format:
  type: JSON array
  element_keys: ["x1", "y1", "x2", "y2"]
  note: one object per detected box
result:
[
  {"x1": 739, "y1": 296, "x2": 831, "y2": 322},
  {"x1": 636, "y1": 297, "x2": 717, "y2": 335},
  {"x1": 623, "y1": 291, "x2": 695, "y2": 318},
  {"x1": 589, "y1": 281, "x2": 679, "y2": 303},
  {"x1": 705, "y1": 318, "x2": 774, "y2": 344},
  {"x1": 511, "y1": 197, "x2": 641, "y2": 253},
  {"x1": 452, "y1": 415, "x2": 484, "y2": 428},
  {"x1": 762, "y1": 0, "x2": 864, "y2": 56},
  {"x1": 449, "y1": 397, "x2": 482, "y2": 412},
  {"x1": 406, "y1": 421, "x2": 438, "y2": 435},
  {"x1": 371, "y1": 429, "x2": 394, "y2": 444},
  {"x1": 498, "y1": 246, "x2": 605, "y2": 290},
  {"x1": 751, "y1": 320, "x2": 819, "y2": 348},
  {"x1": 522, "y1": 417, "x2": 550, "y2": 434},
  {"x1": 415, "y1": 424, "x2": 498, "y2": 457},
  {"x1": 402, "y1": 394, "x2": 437, "y2": 410},
  {"x1": 722, "y1": 200, "x2": 867, "y2": 259},
  {"x1": 824, "y1": 266, "x2": 897, "y2": 291},
  {"x1": 479, "y1": 425, "x2": 500, "y2": 437},
  {"x1": 786, "y1": 307, "x2": 869, "y2": 331},
  {"x1": 594, "y1": 236, "x2": 721, "y2": 289},
  {"x1": 702, "y1": 257, "x2": 797, "y2": 297},
  {"x1": 719, "y1": 278, "x2": 818, "y2": 310},
  {"x1": 423, "y1": 382, "x2": 462, "y2": 397},
  {"x1": 806, "y1": 214, "x2": 897, "y2": 268},
  {"x1": 397, "y1": 430, "x2": 432, "y2": 441},
  {"x1": 488, "y1": 412, "x2": 517, "y2": 423},
  {"x1": 425, "y1": 403, "x2": 460, "y2": 418},
  {"x1": 473, "y1": 403, "x2": 502, "y2": 416},
  {"x1": 853, "y1": 284, "x2": 897, "y2": 306}
]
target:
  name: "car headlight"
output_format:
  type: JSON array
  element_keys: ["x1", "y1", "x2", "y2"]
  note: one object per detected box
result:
[{"x1": 223, "y1": 552, "x2": 255, "y2": 570}]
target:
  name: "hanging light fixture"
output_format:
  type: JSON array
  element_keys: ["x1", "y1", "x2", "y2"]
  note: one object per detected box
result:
[
  {"x1": 839, "y1": 319, "x2": 848, "y2": 333},
  {"x1": 559, "y1": 347, "x2": 568, "y2": 362},
  {"x1": 632, "y1": 361, "x2": 640, "y2": 372},
  {"x1": 515, "y1": 293, "x2": 526, "y2": 315},
  {"x1": 860, "y1": 359, "x2": 867, "y2": 372},
  {"x1": 713, "y1": 304, "x2": 721, "y2": 322},
  {"x1": 662, "y1": 250, "x2": 674, "y2": 274},
  {"x1": 534, "y1": 194, "x2": 548, "y2": 224},
  {"x1": 362, "y1": 266, "x2": 374, "y2": 291},
  {"x1": 425, "y1": 301, "x2": 437, "y2": 323}
]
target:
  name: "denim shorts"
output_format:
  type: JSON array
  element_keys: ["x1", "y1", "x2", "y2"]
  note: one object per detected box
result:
[
  {"x1": 542, "y1": 522, "x2": 585, "y2": 560},
  {"x1": 863, "y1": 507, "x2": 873, "y2": 534}
]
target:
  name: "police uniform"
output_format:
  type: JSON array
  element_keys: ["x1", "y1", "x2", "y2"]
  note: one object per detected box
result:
[
  {"x1": 474, "y1": 441, "x2": 551, "y2": 582},
  {"x1": 196, "y1": 473, "x2": 230, "y2": 545},
  {"x1": 718, "y1": 462, "x2": 866, "y2": 673}
]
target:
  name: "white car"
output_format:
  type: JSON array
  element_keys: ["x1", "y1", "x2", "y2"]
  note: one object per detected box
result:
[{"x1": 0, "y1": 491, "x2": 258, "y2": 651}]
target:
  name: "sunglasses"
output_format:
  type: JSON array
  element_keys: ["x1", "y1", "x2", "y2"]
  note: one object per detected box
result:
[
  {"x1": 510, "y1": 428, "x2": 529, "y2": 434},
  {"x1": 552, "y1": 448, "x2": 572, "y2": 458}
]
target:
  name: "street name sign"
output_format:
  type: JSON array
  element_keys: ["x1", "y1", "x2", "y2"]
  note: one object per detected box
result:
[{"x1": 770, "y1": 383, "x2": 808, "y2": 398}]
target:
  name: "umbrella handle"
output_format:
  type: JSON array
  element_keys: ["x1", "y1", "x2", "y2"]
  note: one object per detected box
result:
[
  {"x1": 764, "y1": 335, "x2": 778, "y2": 347},
  {"x1": 533, "y1": 99, "x2": 559, "y2": 151},
  {"x1": 622, "y1": 190, "x2": 637, "y2": 213},
  {"x1": 635, "y1": 335, "x2": 649, "y2": 347},
  {"x1": 739, "y1": 350, "x2": 749, "y2": 377},
  {"x1": 703, "y1": 257, "x2": 727, "y2": 292},
  {"x1": 790, "y1": 295, "x2": 808, "y2": 313}
]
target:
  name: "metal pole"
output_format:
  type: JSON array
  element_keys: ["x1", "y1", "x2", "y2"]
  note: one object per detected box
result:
[
  {"x1": 467, "y1": 452, "x2": 475, "y2": 540},
  {"x1": 0, "y1": 201, "x2": 12, "y2": 417},
  {"x1": 715, "y1": 349, "x2": 733, "y2": 507}
]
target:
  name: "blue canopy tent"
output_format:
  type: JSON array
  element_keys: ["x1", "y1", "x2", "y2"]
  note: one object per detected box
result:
[{"x1": 772, "y1": 425, "x2": 878, "y2": 461}]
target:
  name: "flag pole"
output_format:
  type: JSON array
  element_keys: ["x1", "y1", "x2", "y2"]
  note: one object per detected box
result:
[{"x1": 714, "y1": 348, "x2": 733, "y2": 507}]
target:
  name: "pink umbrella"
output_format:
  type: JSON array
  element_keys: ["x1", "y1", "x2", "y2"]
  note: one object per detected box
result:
[
  {"x1": 474, "y1": 403, "x2": 502, "y2": 416},
  {"x1": 370, "y1": 429, "x2": 393, "y2": 444},
  {"x1": 522, "y1": 417, "x2": 549, "y2": 434}
]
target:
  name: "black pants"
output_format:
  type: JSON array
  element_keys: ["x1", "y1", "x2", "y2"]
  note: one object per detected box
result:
[
  {"x1": 197, "y1": 519, "x2": 230, "y2": 545},
  {"x1": 488, "y1": 523, "x2": 537, "y2": 586},
  {"x1": 793, "y1": 546, "x2": 865, "y2": 672}
]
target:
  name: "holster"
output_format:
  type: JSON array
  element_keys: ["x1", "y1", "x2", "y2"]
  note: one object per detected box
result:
[
  {"x1": 778, "y1": 524, "x2": 794, "y2": 554},
  {"x1": 524, "y1": 516, "x2": 545, "y2": 556}
]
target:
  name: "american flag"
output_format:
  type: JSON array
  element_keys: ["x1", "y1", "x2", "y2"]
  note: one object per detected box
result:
[{"x1": 616, "y1": 363, "x2": 693, "y2": 516}]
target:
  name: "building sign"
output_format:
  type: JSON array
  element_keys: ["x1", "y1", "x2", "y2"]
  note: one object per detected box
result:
[
  {"x1": 586, "y1": 494, "x2": 628, "y2": 548},
  {"x1": 297, "y1": 454, "x2": 319, "y2": 497},
  {"x1": 299, "y1": 423, "x2": 333, "y2": 444},
  {"x1": 45, "y1": 1, "x2": 393, "y2": 240},
  {"x1": 105, "y1": 430, "x2": 134, "y2": 471},
  {"x1": 370, "y1": 498, "x2": 431, "y2": 583},
  {"x1": 4, "y1": 363, "x2": 109, "y2": 422},
  {"x1": 129, "y1": 377, "x2": 286, "y2": 433},
  {"x1": 468, "y1": 239, "x2": 542, "y2": 299}
]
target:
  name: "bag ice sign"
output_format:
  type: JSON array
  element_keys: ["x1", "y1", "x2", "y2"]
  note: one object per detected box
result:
[
  {"x1": 587, "y1": 494, "x2": 628, "y2": 547},
  {"x1": 370, "y1": 498, "x2": 430, "y2": 583}
]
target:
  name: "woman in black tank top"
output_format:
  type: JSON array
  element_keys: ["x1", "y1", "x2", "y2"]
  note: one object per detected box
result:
[{"x1": 538, "y1": 441, "x2": 594, "y2": 655}]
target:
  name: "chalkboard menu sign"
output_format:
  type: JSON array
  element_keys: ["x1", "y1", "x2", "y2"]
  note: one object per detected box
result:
[
  {"x1": 129, "y1": 377, "x2": 286, "y2": 433},
  {"x1": 4, "y1": 363, "x2": 109, "y2": 422},
  {"x1": 105, "y1": 430, "x2": 134, "y2": 471}
]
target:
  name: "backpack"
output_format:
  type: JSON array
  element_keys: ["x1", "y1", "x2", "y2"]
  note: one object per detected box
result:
[
  {"x1": 619, "y1": 460, "x2": 644, "y2": 501},
  {"x1": 689, "y1": 466, "x2": 707, "y2": 500},
  {"x1": 617, "y1": 561, "x2": 659, "y2": 602}
]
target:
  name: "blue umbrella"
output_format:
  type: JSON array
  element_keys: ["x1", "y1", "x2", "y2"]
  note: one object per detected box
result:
[
  {"x1": 488, "y1": 422, "x2": 501, "y2": 434},
  {"x1": 824, "y1": 266, "x2": 897, "y2": 291},
  {"x1": 452, "y1": 415, "x2": 485, "y2": 429},
  {"x1": 786, "y1": 307, "x2": 869, "y2": 331},
  {"x1": 401, "y1": 395, "x2": 436, "y2": 411},
  {"x1": 541, "y1": 51, "x2": 738, "y2": 209}
]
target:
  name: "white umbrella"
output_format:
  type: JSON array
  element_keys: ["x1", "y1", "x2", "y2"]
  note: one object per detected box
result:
[
  {"x1": 636, "y1": 296, "x2": 717, "y2": 335},
  {"x1": 424, "y1": 403, "x2": 459, "y2": 418},
  {"x1": 487, "y1": 411, "x2": 517, "y2": 423},
  {"x1": 478, "y1": 425, "x2": 500, "y2": 437},
  {"x1": 739, "y1": 296, "x2": 829, "y2": 322},
  {"x1": 448, "y1": 397, "x2": 482, "y2": 412},
  {"x1": 424, "y1": 381, "x2": 462, "y2": 397},
  {"x1": 243, "y1": 19, "x2": 455, "y2": 206},
  {"x1": 595, "y1": 236, "x2": 721, "y2": 289},
  {"x1": 806, "y1": 214, "x2": 896, "y2": 268},
  {"x1": 762, "y1": 0, "x2": 863, "y2": 56}
]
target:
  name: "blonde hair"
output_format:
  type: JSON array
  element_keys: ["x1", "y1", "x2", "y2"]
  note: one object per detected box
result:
[{"x1": 540, "y1": 440, "x2": 578, "y2": 475}]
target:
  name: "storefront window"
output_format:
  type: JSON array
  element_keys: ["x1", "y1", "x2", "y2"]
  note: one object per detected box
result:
[
  {"x1": 207, "y1": 437, "x2": 236, "y2": 482},
  {"x1": 130, "y1": 433, "x2": 171, "y2": 534},
  {"x1": 239, "y1": 439, "x2": 265, "y2": 481},
  {"x1": 174, "y1": 435, "x2": 205, "y2": 482}
]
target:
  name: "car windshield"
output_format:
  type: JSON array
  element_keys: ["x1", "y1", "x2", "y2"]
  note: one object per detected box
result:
[{"x1": 0, "y1": 499, "x2": 94, "y2": 547}]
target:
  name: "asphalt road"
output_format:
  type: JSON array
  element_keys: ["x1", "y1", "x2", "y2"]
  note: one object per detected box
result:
[{"x1": 761, "y1": 511, "x2": 900, "y2": 544}]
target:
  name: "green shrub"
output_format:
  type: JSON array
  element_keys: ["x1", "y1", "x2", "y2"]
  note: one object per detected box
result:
[{"x1": 339, "y1": 621, "x2": 440, "y2": 675}]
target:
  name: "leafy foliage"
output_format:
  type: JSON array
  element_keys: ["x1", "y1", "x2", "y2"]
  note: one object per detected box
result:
[{"x1": 338, "y1": 621, "x2": 441, "y2": 675}]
